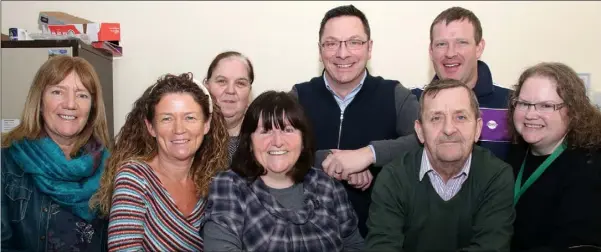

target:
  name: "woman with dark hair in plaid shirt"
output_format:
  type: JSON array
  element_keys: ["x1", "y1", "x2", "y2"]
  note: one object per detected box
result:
[{"x1": 201, "y1": 91, "x2": 365, "y2": 251}]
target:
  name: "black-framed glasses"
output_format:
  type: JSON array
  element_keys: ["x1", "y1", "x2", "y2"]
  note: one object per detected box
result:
[
  {"x1": 320, "y1": 39, "x2": 368, "y2": 51},
  {"x1": 511, "y1": 99, "x2": 565, "y2": 113}
]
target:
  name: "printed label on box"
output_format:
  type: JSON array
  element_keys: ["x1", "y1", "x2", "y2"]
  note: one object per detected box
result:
[{"x1": 2, "y1": 119, "x2": 21, "y2": 133}]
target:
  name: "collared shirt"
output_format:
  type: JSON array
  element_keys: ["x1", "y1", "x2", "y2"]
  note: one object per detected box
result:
[
  {"x1": 323, "y1": 70, "x2": 367, "y2": 112},
  {"x1": 323, "y1": 70, "x2": 378, "y2": 160},
  {"x1": 419, "y1": 150, "x2": 472, "y2": 201}
]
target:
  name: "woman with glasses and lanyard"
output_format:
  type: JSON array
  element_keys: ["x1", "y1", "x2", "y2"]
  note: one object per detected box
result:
[{"x1": 507, "y1": 62, "x2": 601, "y2": 252}]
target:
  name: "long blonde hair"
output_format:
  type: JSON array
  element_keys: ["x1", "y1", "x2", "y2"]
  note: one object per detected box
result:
[
  {"x1": 90, "y1": 73, "x2": 229, "y2": 217},
  {"x1": 1, "y1": 55, "x2": 111, "y2": 155}
]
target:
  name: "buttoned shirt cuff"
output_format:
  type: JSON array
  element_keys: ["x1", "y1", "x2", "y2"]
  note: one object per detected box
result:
[{"x1": 368, "y1": 145, "x2": 377, "y2": 164}]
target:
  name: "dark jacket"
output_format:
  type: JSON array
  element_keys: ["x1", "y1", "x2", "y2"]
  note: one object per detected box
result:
[{"x1": 1, "y1": 148, "x2": 108, "y2": 252}]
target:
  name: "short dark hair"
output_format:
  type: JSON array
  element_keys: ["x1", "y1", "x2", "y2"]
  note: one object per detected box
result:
[
  {"x1": 419, "y1": 78, "x2": 481, "y2": 122},
  {"x1": 204, "y1": 51, "x2": 254, "y2": 84},
  {"x1": 231, "y1": 91, "x2": 315, "y2": 183},
  {"x1": 430, "y1": 6, "x2": 483, "y2": 44},
  {"x1": 319, "y1": 4, "x2": 371, "y2": 41}
]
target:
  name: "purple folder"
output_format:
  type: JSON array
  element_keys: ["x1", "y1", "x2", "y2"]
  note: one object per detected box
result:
[{"x1": 480, "y1": 108, "x2": 511, "y2": 142}]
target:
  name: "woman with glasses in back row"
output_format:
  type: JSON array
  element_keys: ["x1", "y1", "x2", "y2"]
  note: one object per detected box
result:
[{"x1": 507, "y1": 62, "x2": 601, "y2": 251}]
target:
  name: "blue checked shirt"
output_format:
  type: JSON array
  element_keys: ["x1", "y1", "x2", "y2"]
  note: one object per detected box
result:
[{"x1": 203, "y1": 168, "x2": 360, "y2": 252}]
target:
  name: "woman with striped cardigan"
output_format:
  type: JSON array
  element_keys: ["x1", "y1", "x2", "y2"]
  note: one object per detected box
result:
[{"x1": 91, "y1": 73, "x2": 229, "y2": 251}]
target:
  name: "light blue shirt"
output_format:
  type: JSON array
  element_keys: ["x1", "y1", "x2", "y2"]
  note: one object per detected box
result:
[
  {"x1": 323, "y1": 70, "x2": 377, "y2": 162},
  {"x1": 323, "y1": 71, "x2": 367, "y2": 111},
  {"x1": 419, "y1": 150, "x2": 472, "y2": 201}
]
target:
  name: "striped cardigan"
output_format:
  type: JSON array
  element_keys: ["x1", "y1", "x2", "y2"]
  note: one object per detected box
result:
[{"x1": 107, "y1": 160, "x2": 205, "y2": 251}]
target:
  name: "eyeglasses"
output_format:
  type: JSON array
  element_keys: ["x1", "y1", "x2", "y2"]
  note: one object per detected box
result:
[
  {"x1": 511, "y1": 99, "x2": 565, "y2": 113},
  {"x1": 320, "y1": 39, "x2": 368, "y2": 51}
]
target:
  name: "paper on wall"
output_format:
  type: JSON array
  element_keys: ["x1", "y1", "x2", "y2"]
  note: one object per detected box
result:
[
  {"x1": 591, "y1": 91, "x2": 601, "y2": 108},
  {"x1": 579, "y1": 73, "x2": 591, "y2": 91},
  {"x1": 2, "y1": 119, "x2": 21, "y2": 133}
]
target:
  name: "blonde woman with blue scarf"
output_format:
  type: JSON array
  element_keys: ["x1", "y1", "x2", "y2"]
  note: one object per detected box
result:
[{"x1": 1, "y1": 55, "x2": 111, "y2": 252}]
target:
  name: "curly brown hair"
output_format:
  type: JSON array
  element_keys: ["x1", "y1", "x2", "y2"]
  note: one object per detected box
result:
[
  {"x1": 90, "y1": 73, "x2": 229, "y2": 216},
  {"x1": 508, "y1": 62, "x2": 601, "y2": 150}
]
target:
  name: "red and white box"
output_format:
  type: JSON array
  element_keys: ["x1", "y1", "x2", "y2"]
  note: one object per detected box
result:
[{"x1": 38, "y1": 11, "x2": 121, "y2": 42}]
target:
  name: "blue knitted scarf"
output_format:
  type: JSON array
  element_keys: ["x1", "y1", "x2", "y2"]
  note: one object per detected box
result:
[{"x1": 7, "y1": 137, "x2": 109, "y2": 221}]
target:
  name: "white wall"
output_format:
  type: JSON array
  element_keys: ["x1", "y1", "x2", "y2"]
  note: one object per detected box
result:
[{"x1": 3, "y1": 1, "x2": 601, "y2": 134}]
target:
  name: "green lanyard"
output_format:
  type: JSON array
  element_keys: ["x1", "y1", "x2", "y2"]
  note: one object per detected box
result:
[{"x1": 514, "y1": 142, "x2": 567, "y2": 205}]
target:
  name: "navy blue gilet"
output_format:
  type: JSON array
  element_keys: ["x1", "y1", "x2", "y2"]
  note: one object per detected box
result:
[{"x1": 294, "y1": 73, "x2": 398, "y2": 238}]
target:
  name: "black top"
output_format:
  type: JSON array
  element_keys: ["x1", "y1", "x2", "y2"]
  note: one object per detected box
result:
[
  {"x1": 47, "y1": 203, "x2": 105, "y2": 252},
  {"x1": 507, "y1": 143, "x2": 601, "y2": 252}
]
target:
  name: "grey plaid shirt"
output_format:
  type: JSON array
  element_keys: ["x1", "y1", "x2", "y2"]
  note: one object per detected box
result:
[{"x1": 203, "y1": 168, "x2": 360, "y2": 252}]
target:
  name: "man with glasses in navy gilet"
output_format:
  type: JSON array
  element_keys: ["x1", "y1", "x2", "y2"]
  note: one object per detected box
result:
[{"x1": 290, "y1": 4, "x2": 420, "y2": 238}]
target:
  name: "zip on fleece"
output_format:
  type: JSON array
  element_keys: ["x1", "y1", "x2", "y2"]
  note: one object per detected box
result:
[{"x1": 337, "y1": 110, "x2": 343, "y2": 149}]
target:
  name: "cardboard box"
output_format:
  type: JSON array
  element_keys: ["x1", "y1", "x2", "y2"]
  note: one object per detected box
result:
[
  {"x1": 39, "y1": 11, "x2": 92, "y2": 25},
  {"x1": 38, "y1": 11, "x2": 120, "y2": 42}
]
